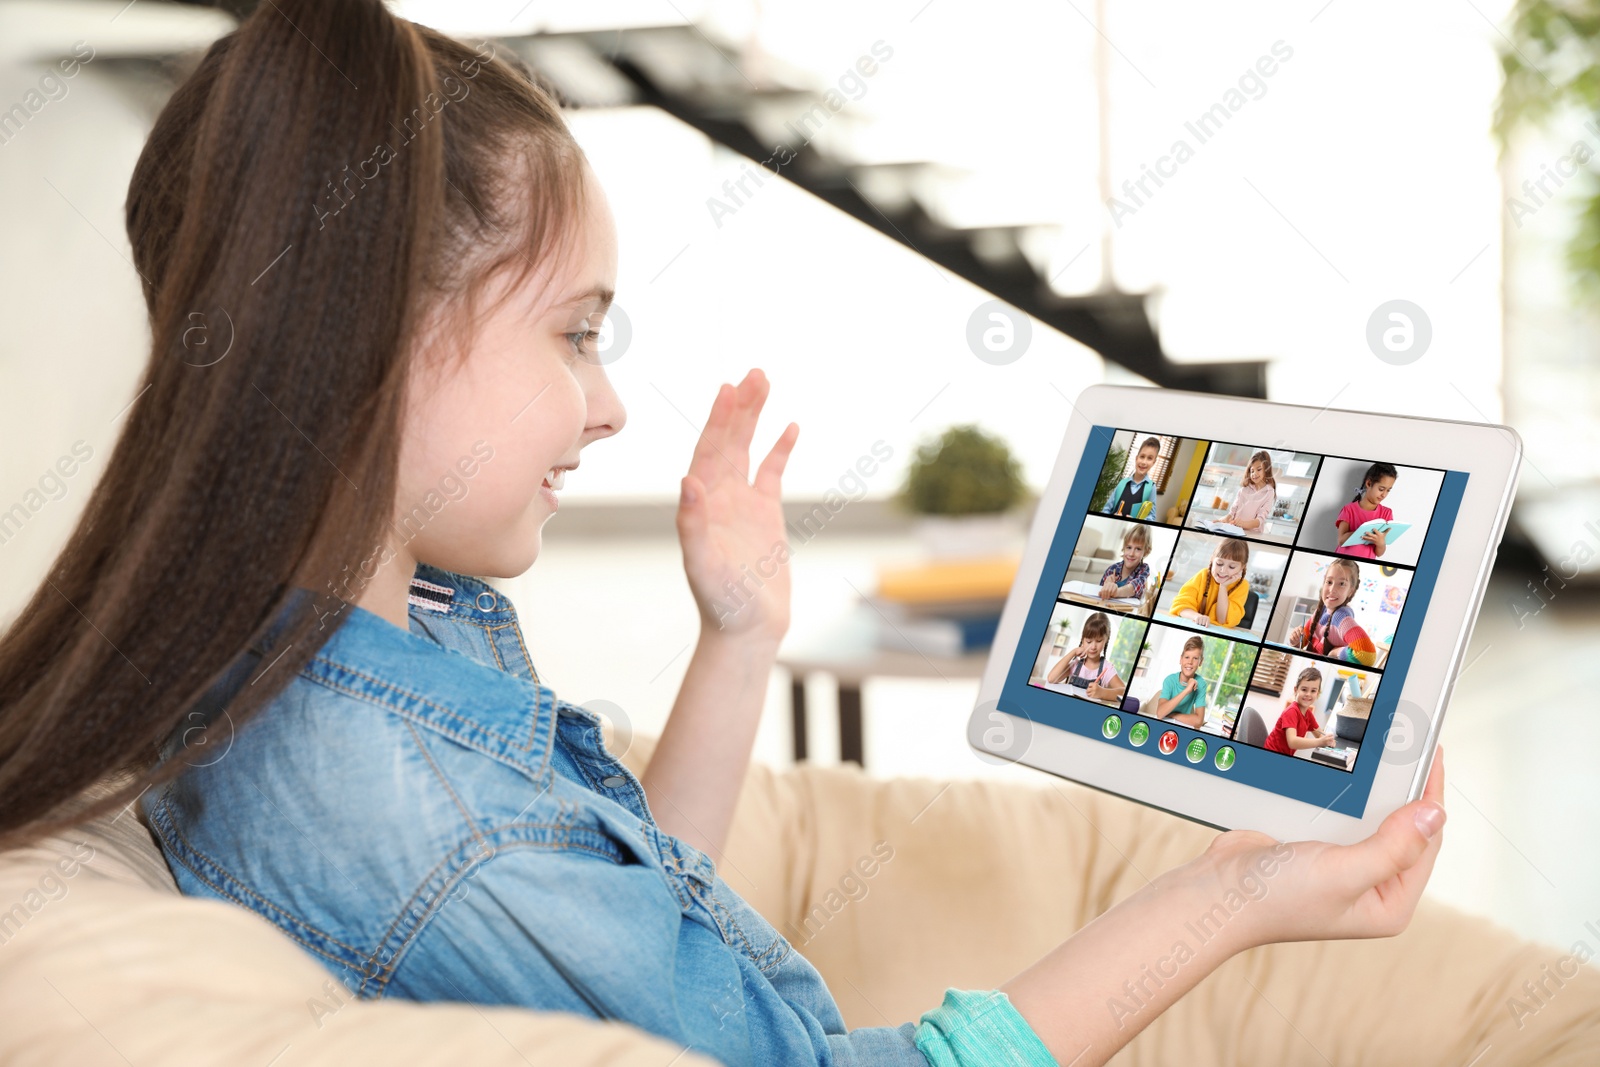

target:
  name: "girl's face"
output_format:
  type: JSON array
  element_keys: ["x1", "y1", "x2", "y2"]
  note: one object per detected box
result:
[
  {"x1": 1179, "y1": 646, "x2": 1201, "y2": 677},
  {"x1": 1364, "y1": 475, "x2": 1395, "y2": 506},
  {"x1": 1321, "y1": 567, "x2": 1355, "y2": 611},
  {"x1": 1134, "y1": 445, "x2": 1158, "y2": 475},
  {"x1": 1294, "y1": 677, "x2": 1321, "y2": 709},
  {"x1": 1248, "y1": 459, "x2": 1267, "y2": 487},
  {"x1": 395, "y1": 164, "x2": 625, "y2": 579},
  {"x1": 1081, "y1": 634, "x2": 1106, "y2": 659},
  {"x1": 1122, "y1": 538, "x2": 1147, "y2": 568},
  {"x1": 1210, "y1": 553, "x2": 1243, "y2": 585}
]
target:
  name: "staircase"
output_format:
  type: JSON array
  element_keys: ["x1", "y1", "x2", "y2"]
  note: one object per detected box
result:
[{"x1": 511, "y1": 22, "x2": 1268, "y2": 397}]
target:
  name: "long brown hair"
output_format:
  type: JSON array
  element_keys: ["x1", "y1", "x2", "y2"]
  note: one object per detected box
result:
[
  {"x1": 1244, "y1": 449, "x2": 1276, "y2": 493},
  {"x1": 1305, "y1": 557, "x2": 1362, "y2": 641},
  {"x1": 0, "y1": 1, "x2": 586, "y2": 848}
]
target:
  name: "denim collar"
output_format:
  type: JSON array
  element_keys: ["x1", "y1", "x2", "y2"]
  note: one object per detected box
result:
[{"x1": 287, "y1": 564, "x2": 560, "y2": 787}]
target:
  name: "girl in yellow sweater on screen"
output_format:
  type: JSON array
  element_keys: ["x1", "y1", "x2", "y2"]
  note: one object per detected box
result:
[{"x1": 1169, "y1": 537, "x2": 1251, "y2": 629}]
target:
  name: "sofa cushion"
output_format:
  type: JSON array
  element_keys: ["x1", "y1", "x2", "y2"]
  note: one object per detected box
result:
[{"x1": 0, "y1": 768, "x2": 715, "y2": 1066}]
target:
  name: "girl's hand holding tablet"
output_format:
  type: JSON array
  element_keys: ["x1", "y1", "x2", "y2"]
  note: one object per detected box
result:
[
  {"x1": 1001, "y1": 750, "x2": 1447, "y2": 1061},
  {"x1": 1227, "y1": 746, "x2": 1445, "y2": 943}
]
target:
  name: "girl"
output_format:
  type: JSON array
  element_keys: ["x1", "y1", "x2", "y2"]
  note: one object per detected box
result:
[
  {"x1": 1098, "y1": 522, "x2": 1152, "y2": 600},
  {"x1": 1170, "y1": 537, "x2": 1252, "y2": 629},
  {"x1": 1288, "y1": 558, "x2": 1378, "y2": 666},
  {"x1": 1262, "y1": 668, "x2": 1339, "y2": 755},
  {"x1": 1148, "y1": 635, "x2": 1208, "y2": 728},
  {"x1": 1223, "y1": 450, "x2": 1277, "y2": 532},
  {"x1": 0, "y1": 4, "x2": 1451, "y2": 1065},
  {"x1": 1103, "y1": 436, "x2": 1161, "y2": 518},
  {"x1": 1335, "y1": 462, "x2": 1398, "y2": 559},
  {"x1": 1046, "y1": 612, "x2": 1127, "y2": 704}
]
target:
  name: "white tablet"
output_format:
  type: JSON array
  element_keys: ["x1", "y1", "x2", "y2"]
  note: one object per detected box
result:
[{"x1": 967, "y1": 384, "x2": 1520, "y2": 844}]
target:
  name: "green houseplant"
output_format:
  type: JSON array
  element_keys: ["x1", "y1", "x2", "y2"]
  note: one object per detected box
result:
[
  {"x1": 1089, "y1": 444, "x2": 1129, "y2": 514},
  {"x1": 1497, "y1": 0, "x2": 1600, "y2": 296},
  {"x1": 897, "y1": 424, "x2": 1028, "y2": 558}
]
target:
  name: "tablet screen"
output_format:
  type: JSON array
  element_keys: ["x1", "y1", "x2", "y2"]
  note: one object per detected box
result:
[{"x1": 999, "y1": 428, "x2": 1469, "y2": 819}]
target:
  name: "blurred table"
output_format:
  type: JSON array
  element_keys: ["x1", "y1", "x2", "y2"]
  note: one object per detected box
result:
[{"x1": 777, "y1": 606, "x2": 989, "y2": 766}]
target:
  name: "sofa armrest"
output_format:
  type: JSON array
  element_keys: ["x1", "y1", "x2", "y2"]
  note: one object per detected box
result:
[
  {"x1": 619, "y1": 733, "x2": 1600, "y2": 1066},
  {"x1": 0, "y1": 789, "x2": 717, "y2": 1067}
]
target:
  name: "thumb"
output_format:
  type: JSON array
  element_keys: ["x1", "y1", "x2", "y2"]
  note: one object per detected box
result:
[{"x1": 1340, "y1": 796, "x2": 1445, "y2": 892}]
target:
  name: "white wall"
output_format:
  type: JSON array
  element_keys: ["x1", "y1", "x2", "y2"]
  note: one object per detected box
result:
[{"x1": 0, "y1": 55, "x2": 152, "y2": 626}]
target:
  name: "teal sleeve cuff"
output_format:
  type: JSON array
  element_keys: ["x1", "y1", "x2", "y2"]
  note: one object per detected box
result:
[{"x1": 914, "y1": 988, "x2": 1059, "y2": 1067}]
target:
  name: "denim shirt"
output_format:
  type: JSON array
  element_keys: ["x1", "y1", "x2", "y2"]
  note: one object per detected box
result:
[{"x1": 143, "y1": 564, "x2": 1055, "y2": 1067}]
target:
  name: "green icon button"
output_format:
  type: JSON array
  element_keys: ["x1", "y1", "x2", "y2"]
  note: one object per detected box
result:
[
  {"x1": 1185, "y1": 737, "x2": 1207, "y2": 763},
  {"x1": 1101, "y1": 714, "x2": 1122, "y2": 739},
  {"x1": 1214, "y1": 745, "x2": 1236, "y2": 771},
  {"x1": 1128, "y1": 721, "x2": 1150, "y2": 747}
]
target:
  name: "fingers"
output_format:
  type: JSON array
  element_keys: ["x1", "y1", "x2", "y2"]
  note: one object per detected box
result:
[
  {"x1": 1338, "y1": 785, "x2": 1445, "y2": 894},
  {"x1": 754, "y1": 421, "x2": 799, "y2": 497},
  {"x1": 688, "y1": 384, "x2": 736, "y2": 487},
  {"x1": 727, "y1": 369, "x2": 769, "y2": 471},
  {"x1": 690, "y1": 370, "x2": 773, "y2": 486}
]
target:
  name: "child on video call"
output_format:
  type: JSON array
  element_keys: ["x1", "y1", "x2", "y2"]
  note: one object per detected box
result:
[
  {"x1": 1223, "y1": 449, "x2": 1277, "y2": 532},
  {"x1": 1335, "y1": 461, "x2": 1398, "y2": 559},
  {"x1": 1170, "y1": 537, "x2": 1251, "y2": 629},
  {"x1": 1103, "y1": 436, "x2": 1161, "y2": 518},
  {"x1": 1263, "y1": 668, "x2": 1339, "y2": 755},
  {"x1": 1099, "y1": 523, "x2": 1153, "y2": 600},
  {"x1": 1149, "y1": 635, "x2": 1208, "y2": 728},
  {"x1": 0, "y1": 6, "x2": 1462, "y2": 1065},
  {"x1": 1046, "y1": 611, "x2": 1127, "y2": 704},
  {"x1": 1287, "y1": 557, "x2": 1378, "y2": 666}
]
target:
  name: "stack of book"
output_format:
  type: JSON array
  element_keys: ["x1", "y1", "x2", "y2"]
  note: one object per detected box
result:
[{"x1": 864, "y1": 556, "x2": 1018, "y2": 657}]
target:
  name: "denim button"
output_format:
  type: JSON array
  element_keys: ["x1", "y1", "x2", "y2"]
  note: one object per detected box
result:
[{"x1": 600, "y1": 775, "x2": 626, "y2": 788}]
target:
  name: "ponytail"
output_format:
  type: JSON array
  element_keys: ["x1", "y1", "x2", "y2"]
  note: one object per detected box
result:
[
  {"x1": 0, "y1": 0, "x2": 586, "y2": 848},
  {"x1": 1352, "y1": 461, "x2": 1398, "y2": 503}
]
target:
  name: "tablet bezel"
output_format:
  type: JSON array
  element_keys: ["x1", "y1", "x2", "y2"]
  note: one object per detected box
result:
[{"x1": 967, "y1": 384, "x2": 1521, "y2": 844}]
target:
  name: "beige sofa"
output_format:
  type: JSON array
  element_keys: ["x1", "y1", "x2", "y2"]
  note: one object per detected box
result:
[{"x1": 3, "y1": 732, "x2": 1595, "y2": 1065}]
